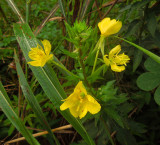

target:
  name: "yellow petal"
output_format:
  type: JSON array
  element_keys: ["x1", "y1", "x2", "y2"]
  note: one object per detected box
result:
[
  {"x1": 42, "y1": 40, "x2": 51, "y2": 55},
  {"x1": 60, "y1": 101, "x2": 70, "y2": 110},
  {"x1": 74, "y1": 81, "x2": 87, "y2": 95},
  {"x1": 60, "y1": 93, "x2": 79, "y2": 110},
  {"x1": 98, "y1": 18, "x2": 111, "y2": 35},
  {"x1": 98, "y1": 18, "x2": 122, "y2": 37},
  {"x1": 86, "y1": 95, "x2": 101, "y2": 114},
  {"x1": 29, "y1": 48, "x2": 45, "y2": 60},
  {"x1": 111, "y1": 64, "x2": 125, "y2": 72},
  {"x1": 109, "y1": 45, "x2": 121, "y2": 58},
  {"x1": 69, "y1": 106, "x2": 80, "y2": 118},
  {"x1": 45, "y1": 54, "x2": 53, "y2": 62},
  {"x1": 103, "y1": 55, "x2": 110, "y2": 66},
  {"x1": 79, "y1": 107, "x2": 88, "y2": 119},
  {"x1": 28, "y1": 61, "x2": 43, "y2": 67}
]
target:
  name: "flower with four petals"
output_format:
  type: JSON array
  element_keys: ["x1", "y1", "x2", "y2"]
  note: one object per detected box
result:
[
  {"x1": 28, "y1": 40, "x2": 53, "y2": 67},
  {"x1": 60, "y1": 81, "x2": 101, "y2": 119},
  {"x1": 103, "y1": 45, "x2": 130, "y2": 72}
]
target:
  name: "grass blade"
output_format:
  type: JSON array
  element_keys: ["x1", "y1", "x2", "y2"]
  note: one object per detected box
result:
[
  {"x1": 0, "y1": 90, "x2": 40, "y2": 145},
  {"x1": 14, "y1": 51, "x2": 60, "y2": 145},
  {"x1": 13, "y1": 23, "x2": 95, "y2": 145},
  {"x1": 0, "y1": 82, "x2": 12, "y2": 105},
  {"x1": 5, "y1": 0, "x2": 25, "y2": 23},
  {"x1": 58, "y1": 0, "x2": 66, "y2": 20}
]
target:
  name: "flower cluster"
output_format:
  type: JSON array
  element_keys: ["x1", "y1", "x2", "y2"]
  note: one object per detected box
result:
[
  {"x1": 98, "y1": 17, "x2": 130, "y2": 72},
  {"x1": 28, "y1": 17, "x2": 130, "y2": 119}
]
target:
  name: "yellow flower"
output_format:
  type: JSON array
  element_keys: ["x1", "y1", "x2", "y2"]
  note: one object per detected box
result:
[
  {"x1": 28, "y1": 40, "x2": 53, "y2": 67},
  {"x1": 98, "y1": 17, "x2": 122, "y2": 37},
  {"x1": 60, "y1": 81, "x2": 101, "y2": 119},
  {"x1": 103, "y1": 45, "x2": 130, "y2": 72}
]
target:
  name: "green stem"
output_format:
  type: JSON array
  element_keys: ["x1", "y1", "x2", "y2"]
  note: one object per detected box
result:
[
  {"x1": 78, "y1": 48, "x2": 94, "y2": 95},
  {"x1": 92, "y1": 48, "x2": 100, "y2": 74},
  {"x1": 79, "y1": 49, "x2": 89, "y2": 85},
  {"x1": 51, "y1": 61, "x2": 80, "y2": 79},
  {"x1": 115, "y1": 36, "x2": 160, "y2": 64},
  {"x1": 92, "y1": 36, "x2": 105, "y2": 74}
]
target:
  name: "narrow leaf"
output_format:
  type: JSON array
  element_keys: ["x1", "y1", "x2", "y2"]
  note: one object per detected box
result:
[
  {"x1": 15, "y1": 51, "x2": 60, "y2": 145},
  {"x1": 5, "y1": 0, "x2": 25, "y2": 23},
  {"x1": 0, "y1": 91, "x2": 40, "y2": 145},
  {"x1": 0, "y1": 82, "x2": 12, "y2": 105},
  {"x1": 58, "y1": 0, "x2": 66, "y2": 20}
]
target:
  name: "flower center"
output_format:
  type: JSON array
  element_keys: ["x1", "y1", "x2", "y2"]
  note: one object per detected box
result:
[
  {"x1": 37, "y1": 51, "x2": 44, "y2": 57},
  {"x1": 80, "y1": 92, "x2": 85, "y2": 99}
]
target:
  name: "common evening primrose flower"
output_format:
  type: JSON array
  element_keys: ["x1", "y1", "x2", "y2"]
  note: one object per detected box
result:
[
  {"x1": 28, "y1": 40, "x2": 53, "y2": 67},
  {"x1": 103, "y1": 45, "x2": 130, "y2": 72},
  {"x1": 60, "y1": 81, "x2": 101, "y2": 119},
  {"x1": 98, "y1": 17, "x2": 122, "y2": 37}
]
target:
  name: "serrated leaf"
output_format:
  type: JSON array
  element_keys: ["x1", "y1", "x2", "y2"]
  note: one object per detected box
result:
[{"x1": 137, "y1": 72, "x2": 160, "y2": 91}]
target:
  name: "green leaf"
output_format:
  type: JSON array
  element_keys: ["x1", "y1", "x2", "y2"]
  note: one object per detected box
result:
[
  {"x1": 147, "y1": 12, "x2": 157, "y2": 37},
  {"x1": 116, "y1": 127, "x2": 138, "y2": 145},
  {"x1": 133, "y1": 49, "x2": 143, "y2": 72},
  {"x1": 153, "y1": 31, "x2": 160, "y2": 48},
  {"x1": 137, "y1": 72, "x2": 160, "y2": 91},
  {"x1": 125, "y1": 19, "x2": 140, "y2": 37},
  {"x1": 144, "y1": 57, "x2": 160, "y2": 72},
  {"x1": 14, "y1": 51, "x2": 60, "y2": 145},
  {"x1": 8, "y1": 125, "x2": 15, "y2": 136},
  {"x1": 105, "y1": 108, "x2": 124, "y2": 128},
  {"x1": 58, "y1": 0, "x2": 66, "y2": 20},
  {"x1": 99, "y1": 80, "x2": 117, "y2": 102},
  {"x1": 13, "y1": 23, "x2": 95, "y2": 145},
  {"x1": 0, "y1": 91, "x2": 40, "y2": 145},
  {"x1": 5, "y1": 0, "x2": 25, "y2": 23},
  {"x1": 88, "y1": 64, "x2": 105, "y2": 83},
  {"x1": 59, "y1": 48, "x2": 78, "y2": 59},
  {"x1": 154, "y1": 85, "x2": 160, "y2": 105},
  {"x1": 0, "y1": 82, "x2": 12, "y2": 105}
]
